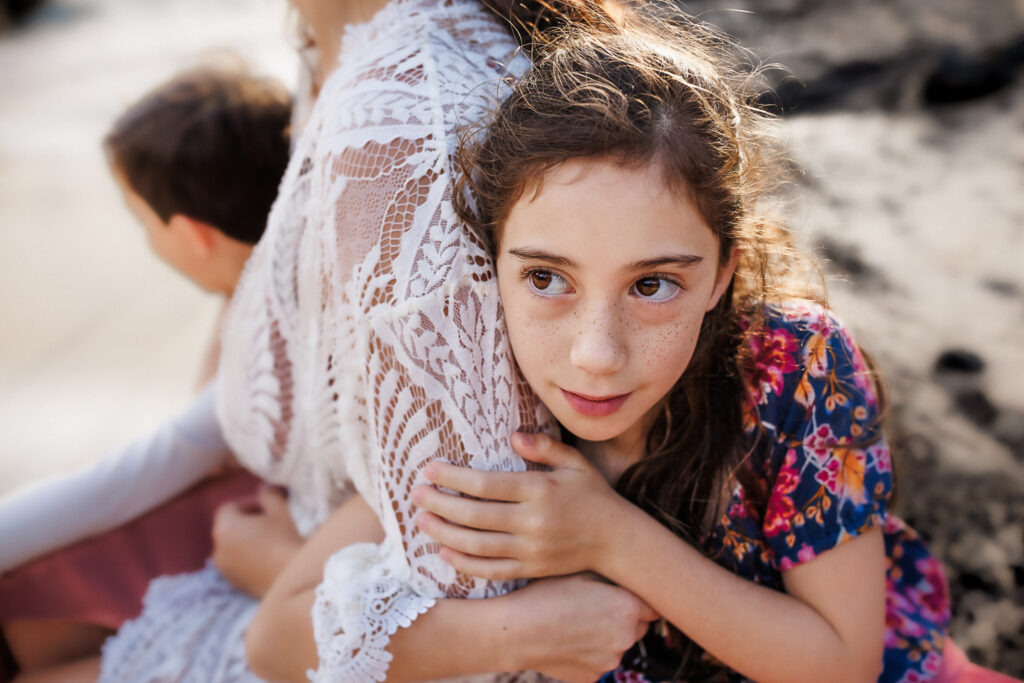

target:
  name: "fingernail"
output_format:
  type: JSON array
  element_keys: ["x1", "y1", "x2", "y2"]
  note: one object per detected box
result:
[
  {"x1": 516, "y1": 432, "x2": 535, "y2": 446},
  {"x1": 423, "y1": 464, "x2": 437, "y2": 480}
]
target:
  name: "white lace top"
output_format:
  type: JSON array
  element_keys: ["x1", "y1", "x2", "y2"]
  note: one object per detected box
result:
[{"x1": 217, "y1": 0, "x2": 552, "y2": 679}]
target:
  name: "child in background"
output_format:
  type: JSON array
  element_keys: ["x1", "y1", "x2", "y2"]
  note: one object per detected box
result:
[
  {"x1": 0, "y1": 64, "x2": 292, "y2": 680},
  {"x1": 413, "y1": 15, "x2": 1022, "y2": 683}
]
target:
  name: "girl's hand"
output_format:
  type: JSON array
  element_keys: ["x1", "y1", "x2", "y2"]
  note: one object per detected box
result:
[
  {"x1": 503, "y1": 573, "x2": 658, "y2": 683},
  {"x1": 413, "y1": 432, "x2": 630, "y2": 580},
  {"x1": 212, "y1": 485, "x2": 303, "y2": 598}
]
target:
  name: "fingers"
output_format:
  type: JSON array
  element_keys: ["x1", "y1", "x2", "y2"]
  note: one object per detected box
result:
[
  {"x1": 423, "y1": 462, "x2": 531, "y2": 502},
  {"x1": 412, "y1": 484, "x2": 515, "y2": 532},
  {"x1": 415, "y1": 511, "x2": 518, "y2": 560},
  {"x1": 436, "y1": 546, "x2": 522, "y2": 582},
  {"x1": 511, "y1": 432, "x2": 586, "y2": 470},
  {"x1": 636, "y1": 600, "x2": 659, "y2": 623}
]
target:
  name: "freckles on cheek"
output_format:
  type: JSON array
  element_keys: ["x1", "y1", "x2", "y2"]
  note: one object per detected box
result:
[{"x1": 641, "y1": 317, "x2": 703, "y2": 375}]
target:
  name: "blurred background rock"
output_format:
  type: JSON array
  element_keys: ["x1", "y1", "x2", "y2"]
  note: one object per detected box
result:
[
  {"x1": 678, "y1": 0, "x2": 1024, "y2": 674},
  {"x1": 1, "y1": 0, "x2": 1021, "y2": 676}
]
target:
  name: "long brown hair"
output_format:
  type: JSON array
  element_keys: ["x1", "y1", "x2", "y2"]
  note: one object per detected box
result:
[{"x1": 455, "y1": 8, "x2": 826, "y2": 674}]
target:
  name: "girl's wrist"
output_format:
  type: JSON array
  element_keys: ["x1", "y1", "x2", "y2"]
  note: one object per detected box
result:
[
  {"x1": 489, "y1": 588, "x2": 537, "y2": 672},
  {"x1": 595, "y1": 500, "x2": 664, "y2": 585}
]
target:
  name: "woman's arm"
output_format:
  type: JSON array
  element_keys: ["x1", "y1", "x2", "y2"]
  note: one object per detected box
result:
[
  {"x1": 247, "y1": 494, "x2": 656, "y2": 683},
  {"x1": 416, "y1": 433, "x2": 886, "y2": 683},
  {"x1": 0, "y1": 383, "x2": 230, "y2": 572}
]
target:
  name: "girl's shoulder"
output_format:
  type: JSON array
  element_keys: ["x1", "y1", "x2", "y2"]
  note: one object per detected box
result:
[{"x1": 741, "y1": 299, "x2": 879, "y2": 425}]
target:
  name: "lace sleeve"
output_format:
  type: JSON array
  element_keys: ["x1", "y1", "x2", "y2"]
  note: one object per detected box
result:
[{"x1": 303, "y1": 6, "x2": 550, "y2": 680}]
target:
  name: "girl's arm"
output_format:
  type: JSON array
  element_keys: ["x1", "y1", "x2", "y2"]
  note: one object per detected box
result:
[
  {"x1": 247, "y1": 492, "x2": 657, "y2": 683},
  {"x1": 415, "y1": 433, "x2": 886, "y2": 683},
  {"x1": 0, "y1": 383, "x2": 230, "y2": 572}
]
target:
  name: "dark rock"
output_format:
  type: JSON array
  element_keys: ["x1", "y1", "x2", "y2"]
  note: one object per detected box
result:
[
  {"x1": 954, "y1": 390, "x2": 999, "y2": 428},
  {"x1": 1, "y1": 0, "x2": 43, "y2": 25},
  {"x1": 958, "y1": 571, "x2": 1002, "y2": 597},
  {"x1": 934, "y1": 349, "x2": 986, "y2": 374},
  {"x1": 817, "y1": 237, "x2": 888, "y2": 289},
  {"x1": 923, "y1": 39, "x2": 1024, "y2": 106},
  {"x1": 982, "y1": 279, "x2": 1021, "y2": 297}
]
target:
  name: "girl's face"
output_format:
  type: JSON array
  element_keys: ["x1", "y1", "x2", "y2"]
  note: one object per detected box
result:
[{"x1": 497, "y1": 158, "x2": 736, "y2": 448}]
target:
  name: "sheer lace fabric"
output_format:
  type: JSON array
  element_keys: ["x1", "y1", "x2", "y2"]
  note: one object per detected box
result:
[{"x1": 111, "y1": 0, "x2": 551, "y2": 680}]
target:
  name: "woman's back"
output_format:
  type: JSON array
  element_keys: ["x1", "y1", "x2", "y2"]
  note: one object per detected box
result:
[{"x1": 103, "y1": 0, "x2": 552, "y2": 680}]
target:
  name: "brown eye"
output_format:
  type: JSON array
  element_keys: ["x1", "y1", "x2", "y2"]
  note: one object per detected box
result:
[
  {"x1": 530, "y1": 271, "x2": 552, "y2": 290},
  {"x1": 631, "y1": 277, "x2": 680, "y2": 302},
  {"x1": 635, "y1": 278, "x2": 661, "y2": 297},
  {"x1": 526, "y1": 269, "x2": 570, "y2": 295}
]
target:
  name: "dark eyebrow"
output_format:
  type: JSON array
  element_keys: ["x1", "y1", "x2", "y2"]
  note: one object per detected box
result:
[
  {"x1": 507, "y1": 248, "x2": 576, "y2": 268},
  {"x1": 626, "y1": 255, "x2": 705, "y2": 271}
]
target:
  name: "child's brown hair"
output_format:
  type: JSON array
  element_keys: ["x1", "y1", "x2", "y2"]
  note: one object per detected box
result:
[
  {"x1": 456, "y1": 9, "x2": 828, "y2": 674},
  {"x1": 105, "y1": 64, "x2": 292, "y2": 245}
]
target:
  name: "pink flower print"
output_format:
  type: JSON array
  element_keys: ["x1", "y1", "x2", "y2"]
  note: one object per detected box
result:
[
  {"x1": 815, "y1": 447, "x2": 867, "y2": 504},
  {"x1": 747, "y1": 327, "x2": 799, "y2": 404},
  {"x1": 804, "y1": 424, "x2": 838, "y2": 467},
  {"x1": 915, "y1": 556, "x2": 951, "y2": 620},
  {"x1": 614, "y1": 670, "x2": 651, "y2": 683},
  {"x1": 764, "y1": 450, "x2": 799, "y2": 537},
  {"x1": 815, "y1": 457, "x2": 841, "y2": 493},
  {"x1": 840, "y1": 328, "x2": 878, "y2": 406},
  {"x1": 883, "y1": 515, "x2": 904, "y2": 534},
  {"x1": 777, "y1": 449, "x2": 800, "y2": 494},
  {"x1": 921, "y1": 649, "x2": 943, "y2": 674},
  {"x1": 763, "y1": 491, "x2": 796, "y2": 538},
  {"x1": 796, "y1": 543, "x2": 817, "y2": 564},
  {"x1": 777, "y1": 300, "x2": 817, "y2": 322},
  {"x1": 869, "y1": 444, "x2": 892, "y2": 473},
  {"x1": 792, "y1": 304, "x2": 836, "y2": 340}
]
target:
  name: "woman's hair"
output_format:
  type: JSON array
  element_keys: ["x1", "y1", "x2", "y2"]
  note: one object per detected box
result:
[
  {"x1": 478, "y1": 0, "x2": 619, "y2": 45},
  {"x1": 455, "y1": 8, "x2": 827, "y2": 673}
]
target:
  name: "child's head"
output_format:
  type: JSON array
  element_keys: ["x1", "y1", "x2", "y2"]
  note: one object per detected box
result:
[
  {"x1": 459, "y1": 12, "x2": 821, "y2": 545},
  {"x1": 106, "y1": 64, "x2": 292, "y2": 293},
  {"x1": 462, "y1": 18, "x2": 813, "y2": 435}
]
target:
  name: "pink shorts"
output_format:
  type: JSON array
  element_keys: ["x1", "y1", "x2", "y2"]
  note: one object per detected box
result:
[{"x1": 0, "y1": 470, "x2": 260, "y2": 629}]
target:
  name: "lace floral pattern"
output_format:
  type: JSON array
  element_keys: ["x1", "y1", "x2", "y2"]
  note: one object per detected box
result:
[{"x1": 217, "y1": 0, "x2": 552, "y2": 679}]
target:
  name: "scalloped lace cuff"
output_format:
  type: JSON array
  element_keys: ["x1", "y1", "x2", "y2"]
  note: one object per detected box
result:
[{"x1": 309, "y1": 543, "x2": 437, "y2": 682}]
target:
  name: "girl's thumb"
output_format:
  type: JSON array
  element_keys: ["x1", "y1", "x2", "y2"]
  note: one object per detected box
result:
[{"x1": 511, "y1": 432, "x2": 576, "y2": 468}]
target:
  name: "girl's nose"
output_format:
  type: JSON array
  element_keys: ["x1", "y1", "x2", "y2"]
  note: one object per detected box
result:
[{"x1": 569, "y1": 307, "x2": 627, "y2": 376}]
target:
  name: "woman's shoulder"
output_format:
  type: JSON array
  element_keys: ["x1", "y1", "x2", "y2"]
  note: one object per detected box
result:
[{"x1": 337, "y1": 0, "x2": 520, "y2": 74}]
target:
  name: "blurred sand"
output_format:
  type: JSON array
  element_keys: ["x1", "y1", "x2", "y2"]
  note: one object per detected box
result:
[{"x1": 0, "y1": 0, "x2": 297, "y2": 491}]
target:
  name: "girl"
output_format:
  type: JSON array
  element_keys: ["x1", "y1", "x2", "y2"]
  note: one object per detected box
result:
[{"x1": 413, "y1": 16, "x2": 1017, "y2": 683}]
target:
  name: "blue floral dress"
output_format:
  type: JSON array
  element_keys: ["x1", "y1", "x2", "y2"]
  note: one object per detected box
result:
[{"x1": 599, "y1": 301, "x2": 951, "y2": 683}]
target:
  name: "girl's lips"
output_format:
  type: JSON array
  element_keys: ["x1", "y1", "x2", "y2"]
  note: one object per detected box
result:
[{"x1": 560, "y1": 389, "x2": 631, "y2": 417}]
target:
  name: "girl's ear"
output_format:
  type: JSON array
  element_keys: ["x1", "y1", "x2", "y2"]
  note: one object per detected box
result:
[
  {"x1": 706, "y1": 247, "x2": 739, "y2": 311},
  {"x1": 168, "y1": 214, "x2": 218, "y2": 258}
]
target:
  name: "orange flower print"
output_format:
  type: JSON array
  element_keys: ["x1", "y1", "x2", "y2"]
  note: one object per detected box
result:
[{"x1": 814, "y1": 448, "x2": 867, "y2": 504}]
